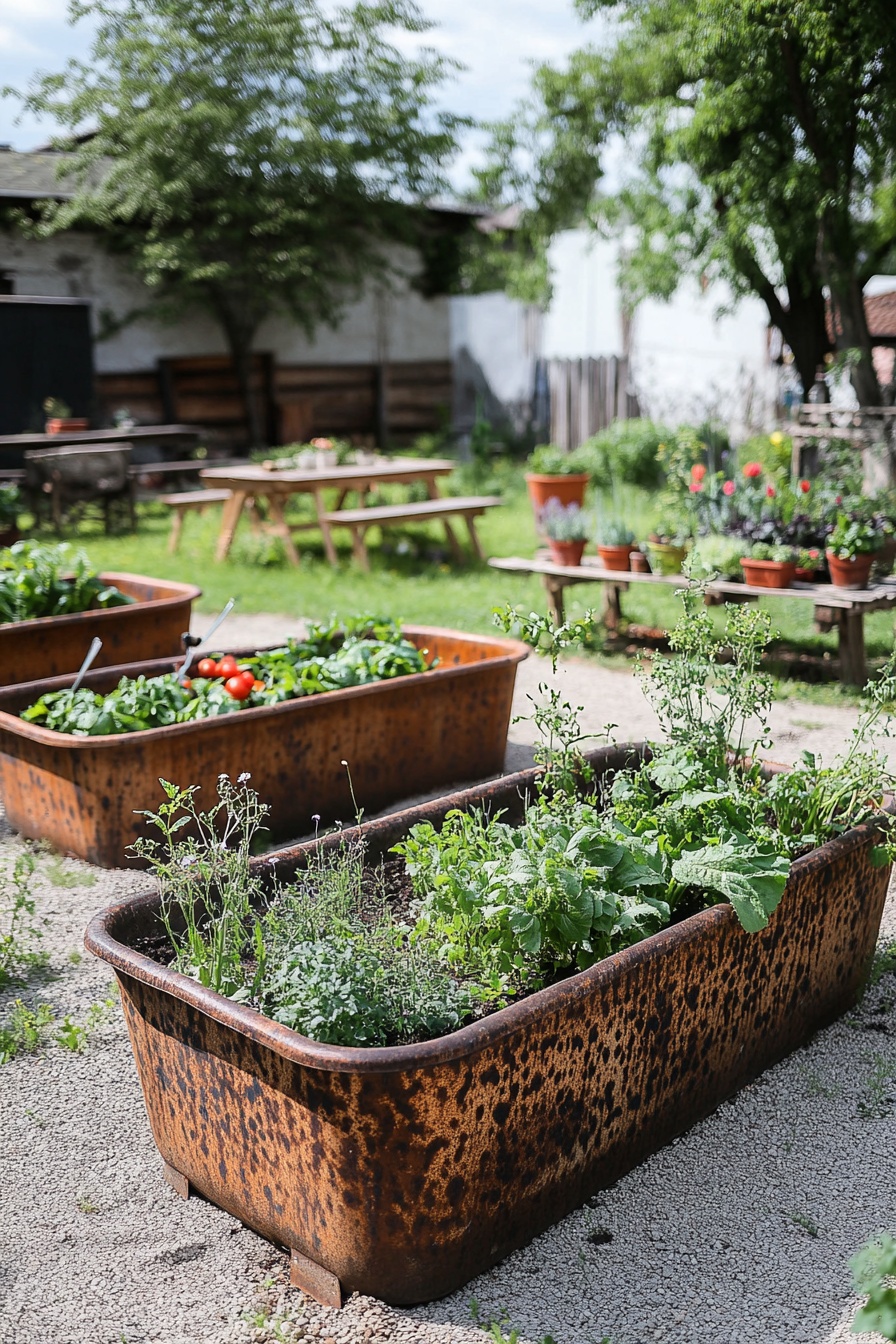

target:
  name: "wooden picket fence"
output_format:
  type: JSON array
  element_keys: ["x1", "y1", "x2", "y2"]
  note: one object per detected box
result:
[{"x1": 546, "y1": 356, "x2": 640, "y2": 450}]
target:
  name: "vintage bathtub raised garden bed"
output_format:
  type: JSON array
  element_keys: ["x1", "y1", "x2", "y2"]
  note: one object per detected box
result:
[
  {"x1": 0, "y1": 571, "x2": 200, "y2": 685},
  {"x1": 84, "y1": 743, "x2": 892, "y2": 1307},
  {"x1": 0, "y1": 626, "x2": 526, "y2": 866}
]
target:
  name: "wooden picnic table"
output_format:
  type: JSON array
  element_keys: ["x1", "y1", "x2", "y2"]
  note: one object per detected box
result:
[
  {"x1": 200, "y1": 457, "x2": 458, "y2": 567},
  {"x1": 489, "y1": 555, "x2": 896, "y2": 686},
  {"x1": 0, "y1": 424, "x2": 202, "y2": 465}
]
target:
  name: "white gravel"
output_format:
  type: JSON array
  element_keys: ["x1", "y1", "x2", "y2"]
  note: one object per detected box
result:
[{"x1": 0, "y1": 615, "x2": 894, "y2": 1344}]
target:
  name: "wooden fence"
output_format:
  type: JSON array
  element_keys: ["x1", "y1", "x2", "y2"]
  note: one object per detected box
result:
[
  {"x1": 96, "y1": 355, "x2": 452, "y2": 447},
  {"x1": 546, "y1": 356, "x2": 640, "y2": 451}
]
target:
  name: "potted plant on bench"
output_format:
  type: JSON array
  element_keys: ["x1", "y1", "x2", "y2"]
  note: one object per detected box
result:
[
  {"x1": 524, "y1": 444, "x2": 590, "y2": 527},
  {"x1": 596, "y1": 517, "x2": 636, "y2": 571},
  {"x1": 540, "y1": 498, "x2": 590, "y2": 566},
  {"x1": 739, "y1": 541, "x2": 798, "y2": 589},
  {"x1": 42, "y1": 397, "x2": 89, "y2": 435},
  {"x1": 826, "y1": 514, "x2": 882, "y2": 589}
]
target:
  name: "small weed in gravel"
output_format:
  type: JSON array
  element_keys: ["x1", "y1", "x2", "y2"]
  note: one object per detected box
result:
[
  {"x1": 786, "y1": 1209, "x2": 820, "y2": 1237},
  {"x1": 858, "y1": 1051, "x2": 896, "y2": 1119},
  {"x1": 0, "y1": 853, "x2": 47, "y2": 986},
  {"x1": 76, "y1": 1189, "x2": 100, "y2": 1214},
  {"x1": 0, "y1": 1000, "x2": 54, "y2": 1062},
  {"x1": 44, "y1": 855, "x2": 97, "y2": 889}
]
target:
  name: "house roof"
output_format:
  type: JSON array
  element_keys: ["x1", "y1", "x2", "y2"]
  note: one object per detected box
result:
[{"x1": 0, "y1": 150, "x2": 78, "y2": 201}]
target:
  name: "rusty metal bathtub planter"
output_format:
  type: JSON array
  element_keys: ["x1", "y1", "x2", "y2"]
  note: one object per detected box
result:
[
  {"x1": 0, "y1": 627, "x2": 527, "y2": 867},
  {"x1": 84, "y1": 744, "x2": 892, "y2": 1307},
  {"x1": 0, "y1": 572, "x2": 200, "y2": 686}
]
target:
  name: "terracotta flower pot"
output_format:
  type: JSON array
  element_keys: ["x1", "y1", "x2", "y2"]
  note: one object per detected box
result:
[
  {"x1": 826, "y1": 550, "x2": 876, "y2": 590},
  {"x1": 525, "y1": 472, "x2": 589, "y2": 529},
  {"x1": 547, "y1": 539, "x2": 586, "y2": 567},
  {"x1": 45, "y1": 418, "x2": 89, "y2": 434},
  {"x1": 630, "y1": 550, "x2": 651, "y2": 573},
  {"x1": 597, "y1": 544, "x2": 632, "y2": 572},
  {"x1": 646, "y1": 541, "x2": 688, "y2": 575},
  {"x1": 739, "y1": 559, "x2": 797, "y2": 590}
]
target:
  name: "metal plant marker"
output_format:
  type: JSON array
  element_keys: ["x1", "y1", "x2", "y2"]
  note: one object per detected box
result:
[
  {"x1": 71, "y1": 637, "x2": 103, "y2": 691},
  {"x1": 176, "y1": 598, "x2": 235, "y2": 682}
]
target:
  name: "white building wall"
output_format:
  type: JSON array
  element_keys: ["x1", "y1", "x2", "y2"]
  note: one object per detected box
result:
[
  {"x1": 540, "y1": 229, "x2": 778, "y2": 437},
  {"x1": 449, "y1": 290, "x2": 539, "y2": 431},
  {"x1": 0, "y1": 230, "x2": 451, "y2": 370}
]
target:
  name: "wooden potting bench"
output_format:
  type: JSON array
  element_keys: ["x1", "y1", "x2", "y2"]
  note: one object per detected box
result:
[{"x1": 489, "y1": 555, "x2": 896, "y2": 686}]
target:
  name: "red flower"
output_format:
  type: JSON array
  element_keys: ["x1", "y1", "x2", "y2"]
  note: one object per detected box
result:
[
  {"x1": 689, "y1": 482, "x2": 704, "y2": 493},
  {"x1": 835, "y1": 495, "x2": 842, "y2": 504},
  {"x1": 690, "y1": 463, "x2": 707, "y2": 482},
  {"x1": 799, "y1": 479, "x2": 811, "y2": 493},
  {"x1": 766, "y1": 485, "x2": 776, "y2": 498},
  {"x1": 742, "y1": 461, "x2": 762, "y2": 479},
  {"x1": 722, "y1": 480, "x2": 736, "y2": 496}
]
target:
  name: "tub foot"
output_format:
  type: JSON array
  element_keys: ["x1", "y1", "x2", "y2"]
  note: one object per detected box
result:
[
  {"x1": 162, "y1": 1159, "x2": 190, "y2": 1200},
  {"x1": 289, "y1": 1247, "x2": 342, "y2": 1309}
]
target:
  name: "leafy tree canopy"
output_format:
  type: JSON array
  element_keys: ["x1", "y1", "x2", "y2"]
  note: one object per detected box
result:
[
  {"x1": 9, "y1": 0, "x2": 462, "y2": 441},
  {"x1": 472, "y1": 0, "x2": 896, "y2": 403}
]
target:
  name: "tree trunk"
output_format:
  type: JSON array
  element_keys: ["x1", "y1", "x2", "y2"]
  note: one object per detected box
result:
[
  {"x1": 214, "y1": 299, "x2": 264, "y2": 447},
  {"x1": 827, "y1": 276, "x2": 884, "y2": 407},
  {"x1": 774, "y1": 294, "x2": 828, "y2": 401}
]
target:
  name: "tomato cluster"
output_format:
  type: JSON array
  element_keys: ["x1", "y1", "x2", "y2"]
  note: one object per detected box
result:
[{"x1": 195, "y1": 654, "x2": 265, "y2": 701}]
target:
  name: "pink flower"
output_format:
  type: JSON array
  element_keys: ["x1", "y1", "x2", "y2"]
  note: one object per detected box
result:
[
  {"x1": 766, "y1": 485, "x2": 776, "y2": 498},
  {"x1": 743, "y1": 461, "x2": 762, "y2": 479},
  {"x1": 689, "y1": 482, "x2": 704, "y2": 493},
  {"x1": 690, "y1": 463, "x2": 707, "y2": 482},
  {"x1": 799, "y1": 479, "x2": 811, "y2": 494},
  {"x1": 310, "y1": 437, "x2": 333, "y2": 449},
  {"x1": 835, "y1": 495, "x2": 842, "y2": 504},
  {"x1": 722, "y1": 480, "x2": 736, "y2": 496}
]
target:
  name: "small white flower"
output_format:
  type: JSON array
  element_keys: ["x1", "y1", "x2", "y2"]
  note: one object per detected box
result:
[
  {"x1": 238, "y1": 771, "x2": 251, "y2": 783},
  {"x1": 340, "y1": 759, "x2": 348, "y2": 767},
  {"x1": 312, "y1": 813, "x2": 321, "y2": 824}
]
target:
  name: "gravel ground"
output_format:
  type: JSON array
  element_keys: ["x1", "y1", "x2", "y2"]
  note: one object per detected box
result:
[{"x1": 0, "y1": 611, "x2": 894, "y2": 1344}]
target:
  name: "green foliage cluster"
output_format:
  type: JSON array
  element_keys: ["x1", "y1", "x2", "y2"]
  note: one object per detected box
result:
[
  {"x1": 828, "y1": 514, "x2": 883, "y2": 559},
  {"x1": 577, "y1": 420, "x2": 670, "y2": 489},
  {"x1": 526, "y1": 445, "x2": 590, "y2": 477},
  {"x1": 0, "y1": 852, "x2": 45, "y2": 987},
  {"x1": 851, "y1": 1234, "x2": 896, "y2": 1340},
  {"x1": 0, "y1": 541, "x2": 133, "y2": 624},
  {"x1": 21, "y1": 615, "x2": 432, "y2": 735}
]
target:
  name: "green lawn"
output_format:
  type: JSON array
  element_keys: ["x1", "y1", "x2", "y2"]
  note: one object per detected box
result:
[{"x1": 42, "y1": 472, "x2": 896, "y2": 703}]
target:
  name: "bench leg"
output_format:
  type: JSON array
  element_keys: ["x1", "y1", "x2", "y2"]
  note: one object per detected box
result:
[
  {"x1": 838, "y1": 609, "x2": 866, "y2": 686},
  {"x1": 167, "y1": 508, "x2": 185, "y2": 554},
  {"x1": 603, "y1": 584, "x2": 624, "y2": 633},
  {"x1": 442, "y1": 518, "x2": 465, "y2": 564},
  {"x1": 544, "y1": 576, "x2": 566, "y2": 625},
  {"x1": 215, "y1": 489, "x2": 248, "y2": 561},
  {"x1": 350, "y1": 525, "x2": 370, "y2": 572},
  {"x1": 314, "y1": 487, "x2": 340, "y2": 567},
  {"x1": 464, "y1": 513, "x2": 486, "y2": 562},
  {"x1": 267, "y1": 496, "x2": 301, "y2": 567}
]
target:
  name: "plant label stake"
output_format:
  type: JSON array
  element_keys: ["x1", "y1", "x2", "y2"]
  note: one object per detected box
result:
[
  {"x1": 177, "y1": 599, "x2": 235, "y2": 683},
  {"x1": 71, "y1": 637, "x2": 102, "y2": 692}
]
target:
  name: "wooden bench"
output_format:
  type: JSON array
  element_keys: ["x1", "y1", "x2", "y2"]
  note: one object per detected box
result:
[
  {"x1": 161, "y1": 488, "x2": 233, "y2": 553},
  {"x1": 324, "y1": 495, "x2": 502, "y2": 570},
  {"x1": 489, "y1": 554, "x2": 896, "y2": 687}
]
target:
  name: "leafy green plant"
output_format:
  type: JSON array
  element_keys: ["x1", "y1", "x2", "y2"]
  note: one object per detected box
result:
[
  {"x1": 596, "y1": 517, "x2": 635, "y2": 547},
  {"x1": 828, "y1": 513, "x2": 882, "y2": 559},
  {"x1": 577, "y1": 418, "x2": 670, "y2": 488},
  {"x1": 0, "y1": 540, "x2": 133, "y2": 625},
  {"x1": 22, "y1": 616, "x2": 433, "y2": 736},
  {"x1": 42, "y1": 396, "x2": 72, "y2": 419},
  {"x1": 689, "y1": 534, "x2": 748, "y2": 578},
  {"x1": 526, "y1": 444, "x2": 589, "y2": 476},
  {"x1": 0, "y1": 483, "x2": 20, "y2": 529},
  {"x1": 747, "y1": 542, "x2": 796, "y2": 563},
  {"x1": 851, "y1": 1234, "x2": 896, "y2": 1339}
]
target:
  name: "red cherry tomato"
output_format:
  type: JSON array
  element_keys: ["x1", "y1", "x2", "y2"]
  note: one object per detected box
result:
[
  {"x1": 238, "y1": 667, "x2": 255, "y2": 687},
  {"x1": 181, "y1": 677, "x2": 192, "y2": 690},
  {"x1": 217, "y1": 655, "x2": 238, "y2": 677},
  {"x1": 252, "y1": 679, "x2": 265, "y2": 692},
  {"x1": 224, "y1": 675, "x2": 252, "y2": 701},
  {"x1": 196, "y1": 658, "x2": 218, "y2": 678}
]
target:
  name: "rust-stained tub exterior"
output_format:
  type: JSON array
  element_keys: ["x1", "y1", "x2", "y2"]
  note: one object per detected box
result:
[
  {"x1": 0, "y1": 572, "x2": 200, "y2": 684},
  {"x1": 0, "y1": 627, "x2": 527, "y2": 867},
  {"x1": 84, "y1": 746, "x2": 892, "y2": 1306}
]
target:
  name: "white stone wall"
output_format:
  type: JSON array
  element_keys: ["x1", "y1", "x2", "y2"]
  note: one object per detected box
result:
[{"x1": 0, "y1": 230, "x2": 452, "y2": 370}]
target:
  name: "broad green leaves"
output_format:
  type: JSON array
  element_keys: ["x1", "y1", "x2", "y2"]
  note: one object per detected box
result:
[{"x1": 671, "y1": 837, "x2": 790, "y2": 932}]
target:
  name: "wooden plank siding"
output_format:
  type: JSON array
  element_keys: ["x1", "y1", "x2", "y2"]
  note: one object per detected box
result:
[
  {"x1": 95, "y1": 356, "x2": 452, "y2": 447},
  {"x1": 545, "y1": 355, "x2": 641, "y2": 451}
]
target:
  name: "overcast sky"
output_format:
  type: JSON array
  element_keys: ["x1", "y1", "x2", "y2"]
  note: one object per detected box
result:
[{"x1": 0, "y1": 0, "x2": 595, "y2": 188}]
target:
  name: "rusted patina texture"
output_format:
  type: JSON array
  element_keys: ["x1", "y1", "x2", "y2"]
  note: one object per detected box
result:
[
  {"x1": 0, "y1": 572, "x2": 200, "y2": 685},
  {"x1": 0, "y1": 627, "x2": 527, "y2": 867},
  {"x1": 85, "y1": 746, "x2": 892, "y2": 1305}
]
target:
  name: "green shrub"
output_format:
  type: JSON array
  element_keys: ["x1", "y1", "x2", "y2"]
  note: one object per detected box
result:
[
  {"x1": 736, "y1": 431, "x2": 792, "y2": 477},
  {"x1": 577, "y1": 419, "x2": 671, "y2": 488}
]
